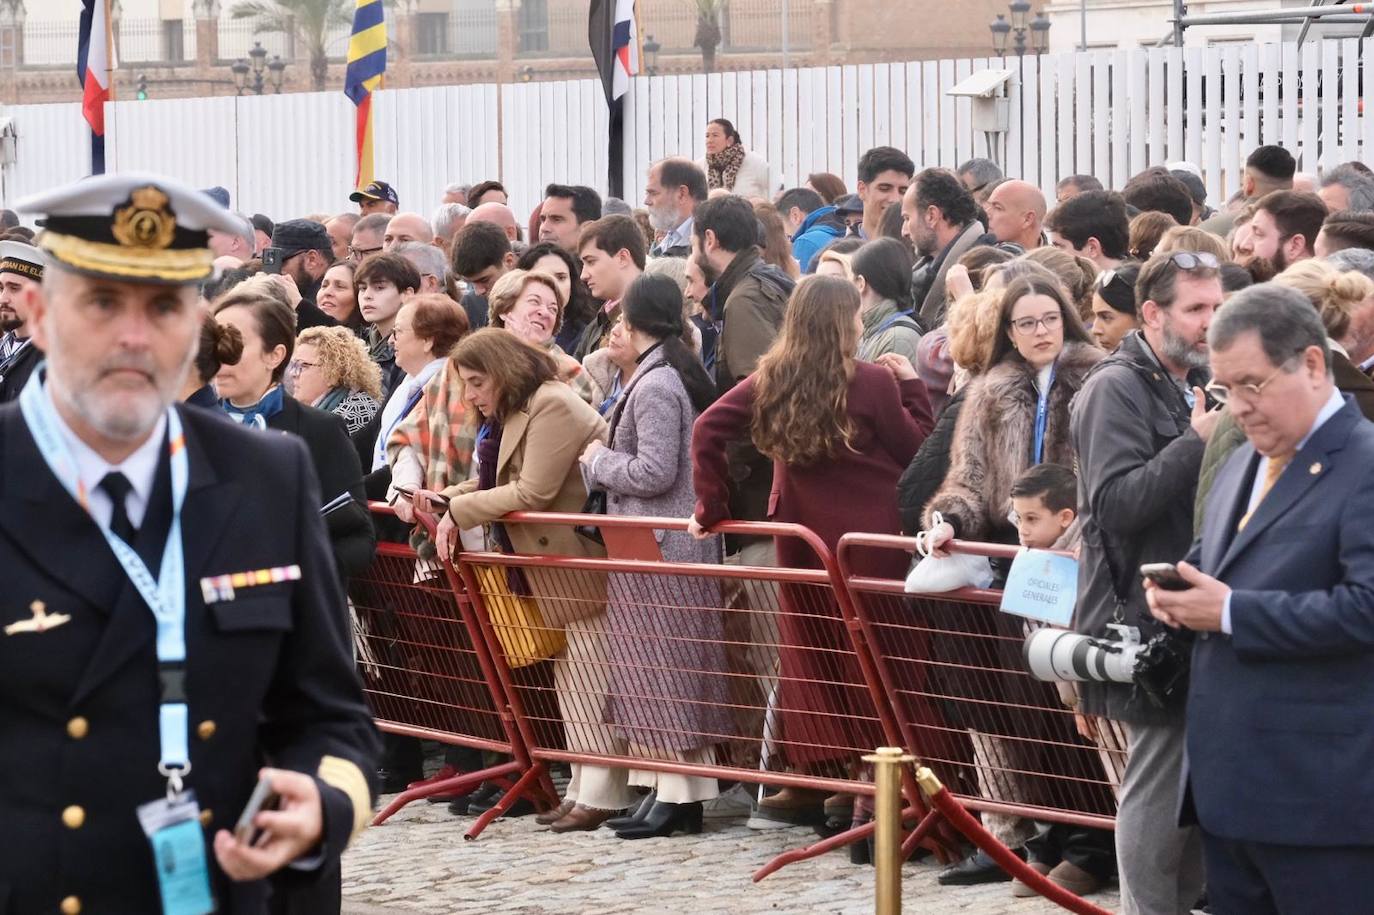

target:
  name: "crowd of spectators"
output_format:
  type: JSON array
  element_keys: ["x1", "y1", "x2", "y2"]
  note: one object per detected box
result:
[{"x1": 13, "y1": 129, "x2": 1368, "y2": 910}]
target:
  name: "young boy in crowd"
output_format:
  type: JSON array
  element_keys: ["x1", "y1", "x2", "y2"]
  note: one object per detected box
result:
[
  {"x1": 1007, "y1": 463, "x2": 1116, "y2": 898},
  {"x1": 1009, "y1": 463, "x2": 1078, "y2": 552}
]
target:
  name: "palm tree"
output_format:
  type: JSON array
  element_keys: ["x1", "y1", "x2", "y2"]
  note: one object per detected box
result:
[
  {"x1": 230, "y1": 0, "x2": 354, "y2": 91},
  {"x1": 690, "y1": 0, "x2": 724, "y2": 73}
]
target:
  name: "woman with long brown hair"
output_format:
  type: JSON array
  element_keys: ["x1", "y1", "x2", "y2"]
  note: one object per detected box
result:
[
  {"x1": 420, "y1": 329, "x2": 633, "y2": 832},
  {"x1": 754, "y1": 201, "x2": 800, "y2": 279},
  {"x1": 690, "y1": 275, "x2": 935, "y2": 820}
]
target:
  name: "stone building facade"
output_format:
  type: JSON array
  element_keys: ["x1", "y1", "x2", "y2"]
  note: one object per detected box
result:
[{"x1": 0, "y1": 0, "x2": 1009, "y2": 104}]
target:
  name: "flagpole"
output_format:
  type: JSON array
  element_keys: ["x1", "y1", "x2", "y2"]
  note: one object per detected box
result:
[{"x1": 91, "y1": 0, "x2": 113, "y2": 174}]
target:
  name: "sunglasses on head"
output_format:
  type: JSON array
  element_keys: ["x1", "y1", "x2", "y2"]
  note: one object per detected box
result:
[{"x1": 1167, "y1": 251, "x2": 1219, "y2": 270}]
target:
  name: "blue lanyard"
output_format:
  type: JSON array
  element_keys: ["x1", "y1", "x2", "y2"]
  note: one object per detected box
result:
[
  {"x1": 19, "y1": 369, "x2": 193, "y2": 788},
  {"x1": 1032, "y1": 361, "x2": 1056, "y2": 465}
]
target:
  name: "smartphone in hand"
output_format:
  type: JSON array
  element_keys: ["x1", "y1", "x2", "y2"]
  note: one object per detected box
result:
[
  {"x1": 234, "y1": 777, "x2": 282, "y2": 846},
  {"x1": 260, "y1": 247, "x2": 283, "y2": 275},
  {"x1": 1140, "y1": 562, "x2": 1190, "y2": 591}
]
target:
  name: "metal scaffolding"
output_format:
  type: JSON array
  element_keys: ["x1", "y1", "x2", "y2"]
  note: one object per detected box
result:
[{"x1": 1168, "y1": 0, "x2": 1374, "y2": 46}]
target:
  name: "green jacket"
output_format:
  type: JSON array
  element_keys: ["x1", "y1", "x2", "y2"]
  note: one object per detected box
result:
[
  {"x1": 856, "y1": 299, "x2": 923, "y2": 366},
  {"x1": 1193, "y1": 408, "x2": 1246, "y2": 538}
]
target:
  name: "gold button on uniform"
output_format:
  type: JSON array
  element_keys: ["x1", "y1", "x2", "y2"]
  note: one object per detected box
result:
[
  {"x1": 66, "y1": 717, "x2": 89, "y2": 740},
  {"x1": 61, "y1": 805, "x2": 85, "y2": 830},
  {"x1": 197, "y1": 720, "x2": 216, "y2": 740},
  {"x1": 60, "y1": 896, "x2": 81, "y2": 915},
  {"x1": 199, "y1": 808, "x2": 213, "y2": 827}
]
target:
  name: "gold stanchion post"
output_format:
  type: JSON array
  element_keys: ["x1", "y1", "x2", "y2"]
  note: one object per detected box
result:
[{"x1": 864, "y1": 746, "x2": 916, "y2": 915}]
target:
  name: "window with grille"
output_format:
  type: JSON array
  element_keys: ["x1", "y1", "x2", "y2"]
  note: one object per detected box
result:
[
  {"x1": 518, "y1": 0, "x2": 548, "y2": 53},
  {"x1": 162, "y1": 19, "x2": 184, "y2": 61},
  {"x1": 416, "y1": 13, "x2": 449, "y2": 55}
]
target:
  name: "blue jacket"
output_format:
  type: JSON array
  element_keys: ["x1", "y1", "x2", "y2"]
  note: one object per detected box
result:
[
  {"x1": 1184, "y1": 396, "x2": 1374, "y2": 846},
  {"x1": 792, "y1": 206, "x2": 846, "y2": 273}
]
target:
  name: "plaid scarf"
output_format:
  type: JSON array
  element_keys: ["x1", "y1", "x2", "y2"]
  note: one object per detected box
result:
[{"x1": 386, "y1": 360, "x2": 477, "y2": 559}]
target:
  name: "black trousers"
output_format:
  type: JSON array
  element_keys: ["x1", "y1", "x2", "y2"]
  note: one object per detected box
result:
[
  {"x1": 1202, "y1": 828, "x2": 1374, "y2": 915},
  {"x1": 1025, "y1": 822, "x2": 1116, "y2": 880}
]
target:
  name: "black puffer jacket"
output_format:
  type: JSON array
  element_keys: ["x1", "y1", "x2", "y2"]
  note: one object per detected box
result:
[{"x1": 896, "y1": 385, "x2": 967, "y2": 535}]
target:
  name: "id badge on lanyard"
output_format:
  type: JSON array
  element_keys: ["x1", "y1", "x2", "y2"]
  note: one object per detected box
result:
[
  {"x1": 18, "y1": 370, "x2": 211, "y2": 909},
  {"x1": 1032, "y1": 362, "x2": 1056, "y2": 465},
  {"x1": 137, "y1": 791, "x2": 216, "y2": 915}
]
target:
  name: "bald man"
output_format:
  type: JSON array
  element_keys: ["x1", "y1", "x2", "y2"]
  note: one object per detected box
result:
[
  {"x1": 985, "y1": 179, "x2": 1047, "y2": 251},
  {"x1": 325, "y1": 213, "x2": 359, "y2": 261},
  {"x1": 466, "y1": 202, "x2": 519, "y2": 242},
  {"x1": 382, "y1": 212, "x2": 435, "y2": 251}
]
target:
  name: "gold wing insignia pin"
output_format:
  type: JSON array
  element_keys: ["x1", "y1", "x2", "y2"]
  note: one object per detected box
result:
[{"x1": 4, "y1": 601, "x2": 72, "y2": 636}]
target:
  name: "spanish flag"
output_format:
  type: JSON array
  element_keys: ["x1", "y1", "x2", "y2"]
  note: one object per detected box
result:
[{"x1": 345, "y1": 0, "x2": 386, "y2": 190}]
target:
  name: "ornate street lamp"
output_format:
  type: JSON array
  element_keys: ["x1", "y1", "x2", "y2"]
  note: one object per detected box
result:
[
  {"x1": 991, "y1": 1, "x2": 1050, "y2": 57},
  {"x1": 643, "y1": 34, "x2": 661, "y2": 75},
  {"x1": 231, "y1": 41, "x2": 285, "y2": 95}
]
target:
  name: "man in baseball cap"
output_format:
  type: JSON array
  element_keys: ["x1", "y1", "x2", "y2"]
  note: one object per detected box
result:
[
  {"x1": 0, "y1": 239, "x2": 44, "y2": 401},
  {"x1": 349, "y1": 180, "x2": 399, "y2": 216}
]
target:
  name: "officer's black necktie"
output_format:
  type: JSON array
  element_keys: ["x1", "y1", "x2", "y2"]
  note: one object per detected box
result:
[{"x1": 99, "y1": 471, "x2": 137, "y2": 544}]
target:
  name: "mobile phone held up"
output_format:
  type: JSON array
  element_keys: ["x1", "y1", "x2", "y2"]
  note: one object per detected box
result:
[
  {"x1": 1140, "y1": 562, "x2": 1190, "y2": 591},
  {"x1": 261, "y1": 246, "x2": 284, "y2": 275},
  {"x1": 234, "y1": 777, "x2": 282, "y2": 846}
]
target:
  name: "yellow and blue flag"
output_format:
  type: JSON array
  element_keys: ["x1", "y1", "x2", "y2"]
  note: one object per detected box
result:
[{"x1": 345, "y1": 0, "x2": 386, "y2": 189}]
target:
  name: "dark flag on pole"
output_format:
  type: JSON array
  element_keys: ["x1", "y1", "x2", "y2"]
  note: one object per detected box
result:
[{"x1": 589, "y1": 0, "x2": 639, "y2": 199}]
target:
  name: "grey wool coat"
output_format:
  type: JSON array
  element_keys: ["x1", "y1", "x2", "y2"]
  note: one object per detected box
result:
[{"x1": 583, "y1": 345, "x2": 734, "y2": 751}]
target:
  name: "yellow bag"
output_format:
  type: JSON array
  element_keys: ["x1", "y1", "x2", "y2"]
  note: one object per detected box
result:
[{"x1": 471, "y1": 564, "x2": 566, "y2": 668}]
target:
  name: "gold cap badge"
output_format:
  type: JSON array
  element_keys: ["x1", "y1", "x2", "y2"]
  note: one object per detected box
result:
[{"x1": 111, "y1": 187, "x2": 176, "y2": 251}]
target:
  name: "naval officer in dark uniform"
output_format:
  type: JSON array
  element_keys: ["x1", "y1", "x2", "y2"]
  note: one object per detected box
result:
[{"x1": 0, "y1": 174, "x2": 380, "y2": 914}]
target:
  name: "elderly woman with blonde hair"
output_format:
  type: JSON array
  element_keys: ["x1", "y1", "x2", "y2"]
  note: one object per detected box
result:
[
  {"x1": 290, "y1": 325, "x2": 384, "y2": 434},
  {"x1": 488, "y1": 268, "x2": 603, "y2": 405}
]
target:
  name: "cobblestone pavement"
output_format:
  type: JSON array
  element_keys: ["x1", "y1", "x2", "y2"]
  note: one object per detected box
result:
[{"x1": 342, "y1": 796, "x2": 1121, "y2": 914}]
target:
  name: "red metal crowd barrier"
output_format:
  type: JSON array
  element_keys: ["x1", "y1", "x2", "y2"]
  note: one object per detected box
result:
[
  {"x1": 352, "y1": 506, "x2": 1121, "y2": 910},
  {"x1": 350, "y1": 505, "x2": 557, "y2": 832},
  {"x1": 837, "y1": 533, "x2": 1122, "y2": 915},
  {"x1": 451, "y1": 511, "x2": 959, "y2": 878}
]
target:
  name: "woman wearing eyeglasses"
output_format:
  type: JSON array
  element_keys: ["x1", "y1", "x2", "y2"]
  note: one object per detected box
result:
[
  {"x1": 923, "y1": 274, "x2": 1103, "y2": 554},
  {"x1": 289, "y1": 325, "x2": 384, "y2": 435}
]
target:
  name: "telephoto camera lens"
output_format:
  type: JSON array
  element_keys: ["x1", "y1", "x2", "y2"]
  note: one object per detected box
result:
[{"x1": 1023, "y1": 627, "x2": 1142, "y2": 684}]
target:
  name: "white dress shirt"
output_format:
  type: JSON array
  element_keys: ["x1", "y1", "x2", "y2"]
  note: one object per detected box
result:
[{"x1": 49, "y1": 384, "x2": 166, "y2": 531}]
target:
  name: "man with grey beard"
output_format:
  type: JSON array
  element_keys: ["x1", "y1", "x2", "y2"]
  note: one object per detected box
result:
[
  {"x1": 1068, "y1": 249, "x2": 1224, "y2": 915},
  {"x1": 644, "y1": 158, "x2": 707, "y2": 259},
  {"x1": 0, "y1": 173, "x2": 377, "y2": 913}
]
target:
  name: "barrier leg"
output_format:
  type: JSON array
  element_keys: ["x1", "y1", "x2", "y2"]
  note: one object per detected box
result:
[
  {"x1": 464, "y1": 761, "x2": 552, "y2": 840},
  {"x1": 372, "y1": 760, "x2": 525, "y2": 826},
  {"x1": 915, "y1": 767, "x2": 1112, "y2": 915},
  {"x1": 751, "y1": 805, "x2": 926, "y2": 882}
]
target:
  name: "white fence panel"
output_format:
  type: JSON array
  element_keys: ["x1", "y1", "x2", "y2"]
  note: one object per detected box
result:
[
  {"x1": 3, "y1": 103, "x2": 92, "y2": 203},
  {"x1": 8, "y1": 39, "x2": 1370, "y2": 222}
]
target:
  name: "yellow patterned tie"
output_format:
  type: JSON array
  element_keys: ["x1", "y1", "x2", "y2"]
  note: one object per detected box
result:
[{"x1": 1238, "y1": 454, "x2": 1292, "y2": 532}]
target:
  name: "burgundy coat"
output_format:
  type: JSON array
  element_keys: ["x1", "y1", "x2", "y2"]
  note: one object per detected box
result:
[
  {"x1": 693, "y1": 361, "x2": 934, "y2": 577},
  {"x1": 691, "y1": 361, "x2": 935, "y2": 767}
]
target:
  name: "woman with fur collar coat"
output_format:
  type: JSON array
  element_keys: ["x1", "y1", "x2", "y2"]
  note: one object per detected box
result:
[{"x1": 923, "y1": 275, "x2": 1104, "y2": 547}]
